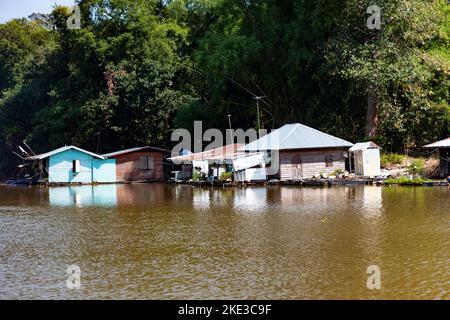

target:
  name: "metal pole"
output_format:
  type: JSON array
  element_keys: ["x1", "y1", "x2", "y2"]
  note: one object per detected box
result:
[
  {"x1": 256, "y1": 99, "x2": 260, "y2": 131},
  {"x1": 253, "y1": 96, "x2": 266, "y2": 131},
  {"x1": 227, "y1": 114, "x2": 233, "y2": 145}
]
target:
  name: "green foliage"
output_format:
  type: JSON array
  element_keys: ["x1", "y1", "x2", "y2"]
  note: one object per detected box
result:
[
  {"x1": 219, "y1": 171, "x2": 233, "y2": 181},
  {"x1": 192, "y1": 168, "x2": 204, "y2": 181},
  {"x1": 385, "y1": 177, "x2": 428, "y2": 186},
  {"x1": 381, "y1": 153, "x2": 405, "y2": 167},
  {"x1": 326, "y1": 0, "x2": 450, "y2": 145},
  {"x1": 408, "y1": 158, "x2": 426, "y2": 176},
  {"x1": 1, "y1": 1, "x2": 194, "y2": 158},
  {"x1": 0, "y1": 0, "x2": 449, "y2": 179},
  {"x1": 331, "y1": 169, "x2": 344, "y2": 176}
]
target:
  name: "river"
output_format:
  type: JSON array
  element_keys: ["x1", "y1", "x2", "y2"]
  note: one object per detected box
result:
[{"x1": 0, "y1": 184, "x2": 449, "y2": 299}]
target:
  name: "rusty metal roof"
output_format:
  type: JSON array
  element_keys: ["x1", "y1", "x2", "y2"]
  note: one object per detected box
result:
[
  {"x1": 102, "y1": 146, "x2": 170, "y2": 158},
  {"x1": 169, "y1": 144, "x2": 246, "y2": 162}
]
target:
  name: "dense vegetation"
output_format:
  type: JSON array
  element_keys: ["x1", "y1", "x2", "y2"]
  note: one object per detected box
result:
[{"x1": 0, "y1": 0, "x2": 449, "y2": 178}]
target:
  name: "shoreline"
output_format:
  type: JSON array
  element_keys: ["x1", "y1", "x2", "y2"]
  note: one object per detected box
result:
[{"x1": 1, "y1": 178, "x2": 449, "y2": 188}]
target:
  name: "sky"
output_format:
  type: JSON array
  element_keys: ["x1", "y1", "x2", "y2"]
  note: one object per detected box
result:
[{"x1": 0, "y1": 0, "x2": 76, "y2": 23}]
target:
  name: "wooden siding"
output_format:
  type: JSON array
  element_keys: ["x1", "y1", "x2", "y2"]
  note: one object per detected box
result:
[
  {"x1": 47, "y1": 149, "x2": 116, "y2": 184},
  {"x1": 113, "y1": 151, "x2": 167, "y2": 182},
  {"x1": 48, "y1": 149, "x2": 94, "y2": 183},
  {"x1": 439, "y1": 149, "x2": 449, "y2": 178},
  {"x1": 279, "y1": 149, "x2": 346, "y2": 180}
]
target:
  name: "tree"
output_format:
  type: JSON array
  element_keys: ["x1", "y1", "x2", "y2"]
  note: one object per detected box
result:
[
  {"x1": 0, "y1": 18, "x2": 57, "y2": 178},
  {"x1": 325, "y1": 0, "x2": 450, "y2": 146},
  {"x1": 30, "y1": 0, "x2": 195, "y2": 152},
  {"x1": 0, "y1": 0, "x2": 448, "y2": 178}
]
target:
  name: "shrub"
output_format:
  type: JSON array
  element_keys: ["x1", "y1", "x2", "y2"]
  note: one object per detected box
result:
[
  {"x1": 408, "y1": 158, "x2": 425, "y2": 176},
  {"x1": 332, "y1": 169, "x2": 344, "y2": 176},
  {"x1": 219, "y1": 172, "x2": 233, "y2": 181},
  {"x1": 192, "y1": 169, "x2": 203, "y2": 181},
  {"x1": 385, "y1": 177, "x2": 427, "y2": 186},
  {"x1": 380, "y1": 153, "x2": 404, "y2": 167}
]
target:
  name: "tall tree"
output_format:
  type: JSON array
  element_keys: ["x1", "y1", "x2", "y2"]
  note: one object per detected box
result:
[{"x1": 325, "y1": 0, "x2": 449, "y2": 145}]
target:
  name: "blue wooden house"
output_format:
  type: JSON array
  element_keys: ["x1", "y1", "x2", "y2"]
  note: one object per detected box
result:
[{"x1": 25, "y1": 146, "x2": 116, "y2": 184}]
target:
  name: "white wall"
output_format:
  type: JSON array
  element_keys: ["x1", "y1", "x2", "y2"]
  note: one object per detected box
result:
[
  {"x1": 362, "y1": 148, "x2": 381, "y2": 176},
  {"x1": 354, "y1": 149, "x2": 381, "y2": 176},
  {"x1": 235, "y1": 168, "x2": 267, "y2": 182}
]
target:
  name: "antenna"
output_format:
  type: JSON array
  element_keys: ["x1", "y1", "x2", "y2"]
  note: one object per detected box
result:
[
  {"x1": 227, "y1": 114, "x2": 233, "y2": 145},
  {"x1": 22, "y1": 141, "x2": 36, "y2": 155},
  {"x1": 96, "y1": 132, "x2": 101, "y2": 154},
  {"x1": 253, "y1": 96, "x2": 266, "y2": 131},
  {"x1": 12, "y1": 151, "x2": 25, "y2": 160},
  {"x1": 18, "y1": 146, "x2": 30, "y2": 157}
]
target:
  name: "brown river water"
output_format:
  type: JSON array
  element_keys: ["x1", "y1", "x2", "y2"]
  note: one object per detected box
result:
[{"x1": 0, "y1": 183, "x2": 449, "y2": 300}]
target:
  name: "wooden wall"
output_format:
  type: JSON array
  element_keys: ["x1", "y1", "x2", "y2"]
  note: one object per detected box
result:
[
  {"x1": 279, "y1": 148, "x2": 346, "y2": 180},
  {"x1": 439, "y1": 149, "x2": 449, "y2": 178},
  {"x1": 48, "y1": 149, "x2": 94, "y2": 183},
  {"x1": 114, "y1": 151, "x2": 167, "y2": 182}
]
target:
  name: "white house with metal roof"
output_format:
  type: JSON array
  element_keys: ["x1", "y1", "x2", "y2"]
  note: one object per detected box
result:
[{"x1": 239, "y1": 123, "x2": 354, "y2": 180}]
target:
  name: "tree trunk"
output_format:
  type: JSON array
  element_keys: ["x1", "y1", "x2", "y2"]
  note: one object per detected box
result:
[{"x1": 365, "y1": 90, "x2": 379, "y2": 138}]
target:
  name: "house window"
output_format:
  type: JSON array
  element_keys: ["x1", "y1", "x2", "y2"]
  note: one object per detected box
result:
[
  {"x1": 138, "y1": 156, "x2": 154, "y2": 170},
  {"x1": 292, "y1": 154, "x2": 302, "y2": 165},
  {"x1": 72, "y1": 160, "x2": 81, "y2": 173},
  {"x1": 325, "y1": 155, "x2": 334, "y2": 167}
]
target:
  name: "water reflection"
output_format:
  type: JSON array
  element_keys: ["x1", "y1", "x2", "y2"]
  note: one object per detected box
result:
[
  {"x1": 41, "y1": 184, "x2": 386, "y2": 216},
  {"x1": 116, "y1": 183, "x2": 168, "y2": 207},
  {"x1": 192, "y1": 188, "x2": 211, "y2": 211},
  {"x1": 1, "y1": 184, "x2": 449, "y2": 299},
  {"x1": 49, "y1": 185, "x2": 118, "y2": 207},
  {"x1": 233, "y1": 188, "x2": 268, "y2": 214},
  {"x1": 361, "y1": 186, "x2": 384, "y2": 220}
]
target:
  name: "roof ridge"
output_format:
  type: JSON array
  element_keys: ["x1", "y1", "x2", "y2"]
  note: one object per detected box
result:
[
  {"x1": 25, "y1": 145, "x2": 104, "y2": 160},
  {"x1": 297, "y1": 123, "x2": 353, "y2": 145},
  {"x1": 278, "y1": 123, "x2": 301, "y2": 147}
]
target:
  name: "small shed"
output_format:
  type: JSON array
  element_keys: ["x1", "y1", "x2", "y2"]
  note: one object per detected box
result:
[
  {"x1": 25, "y1": 146, "x2": 116, "y2": 184},
  {"x1": 349, "y1": 142, "x2": 381, "y2": 177},
  {"x1": 423, "y1": 138, "x2": 450, "y2": 178},
  {"x1": 103, "y1": 146, "x2": 170, "y2": 182}
]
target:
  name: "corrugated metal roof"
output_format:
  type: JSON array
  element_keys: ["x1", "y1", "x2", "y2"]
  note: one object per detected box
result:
[
  {"x1": 25, "y1": 146, "x2": 105, "y2": 161},
  {"x1": 238, "y1": 123, "x2": 353, "y2": 151},
  {"x1": 102, "y1": 146, "x2": 170, "y2": 158},
  {"x1": 349, "y1": 141, "x2": 380, "y2": 151},
  {"x1": 423, "y1": 138, "x2": 450, "y2": 148}
]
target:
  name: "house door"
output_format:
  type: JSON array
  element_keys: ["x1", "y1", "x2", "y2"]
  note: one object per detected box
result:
[{"x1": 291, "y1": 155, "x2": 303, "y2": 179}]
